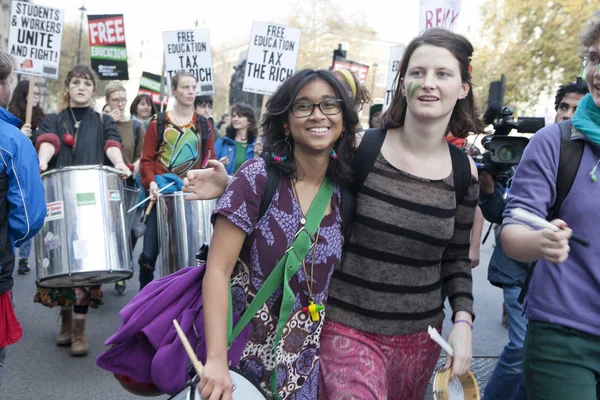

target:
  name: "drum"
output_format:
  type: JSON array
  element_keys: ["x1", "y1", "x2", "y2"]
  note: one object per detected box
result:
[
  {"x1": 157, "y1": 192, "x2": 215, "y2": 277},
  {"x1": 432, "y1": 368, "x2": 480, "y2": 400},
  {"x1": 35, "y1": 165, "x2": 133, "y2": 288},
  {"x1": 168, "y1": 370, "x2": 267, "y2": 400},
  {"x1": 123, "y1": 185, "x2": 142, "y2": 242}
]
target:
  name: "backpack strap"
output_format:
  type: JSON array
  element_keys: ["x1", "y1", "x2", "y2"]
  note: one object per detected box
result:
[
  {"x1": 550, "y1": 119, "x2": 584, "y2": 220},
  {"x1": 352, "y1": 128, "x2": 387, "y2": 192},
  {"x1": 518, "y1": 119, "x2": 584, "y2": 304},
  {"x1": 155, "y1": 112, "x2": 167, "y2": 153},
  {"x1": 448, "y1": 142, "x2": 472, "y2": 204},
  {"x1": 258, "y1": 163, "x2": 280, "y2": 222}
]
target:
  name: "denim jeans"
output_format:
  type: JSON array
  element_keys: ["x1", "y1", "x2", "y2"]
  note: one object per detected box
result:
[
  {"x1": 0, "y1": 346, "x2": 6, "y2": 387},
  {"x1": 18, "y1": 238, "x2": 32, "y2": 260},
  {"x1": 483, "y1": 285, "x2": 528, "y2": 400}
]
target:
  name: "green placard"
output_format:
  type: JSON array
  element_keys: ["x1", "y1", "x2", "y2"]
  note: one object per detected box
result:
[{"x1": 76, "y1": 192, "x2": 96, "y2": 206}]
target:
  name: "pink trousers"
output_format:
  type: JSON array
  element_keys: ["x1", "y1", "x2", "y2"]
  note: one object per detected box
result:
[{"x1": 318, "y1": 319, "x2": 441, "y2": 400}]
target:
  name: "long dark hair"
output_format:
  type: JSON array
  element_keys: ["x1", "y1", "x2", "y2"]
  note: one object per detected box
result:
[
  {"x1": 129, "y1": 94, "x2": 157, "y2": 118},
  {"x1": 383, "y1": 28, "x2": 485, "y2": 138},
  {"x1": 8, "y1": 80, "x2": 45, "y2": 129},
  {"x1": 261, "y1": 69, "x2": 358, "y2": 185},
  {"x1": 225, "y1": 103, "x2": 258, "y2": 144}
]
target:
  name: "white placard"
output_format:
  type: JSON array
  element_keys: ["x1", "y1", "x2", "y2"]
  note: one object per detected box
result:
[
  {"x1": 163, "y1": 29, "x2": 214, "y2": 95},
  {"x1": 243, "y1": 21, "x2": 301, "y2": 95},
  {"x1": 7, "y1": 0, "x2": 64, "y2": 79},
  {"x1": 419, "y1": 0, "x2": 461, "y2": 33},
  {"x1": 383, "y1": 45, "x2": 406, "y2": 112},
  {"x1": 73, "y1": 240, "x2": 88, "y2": 260}
]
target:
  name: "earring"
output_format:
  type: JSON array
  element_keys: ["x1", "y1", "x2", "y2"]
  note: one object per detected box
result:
[
  {"x1": 271, "y1": 136, "x2": 292, "y2": 162},
  {"x1": 590, "y1": 159, "x2": 600, "y2": 182},
  {"x1": 330, "y1": 149, "x2": 338, "y2": 160}
]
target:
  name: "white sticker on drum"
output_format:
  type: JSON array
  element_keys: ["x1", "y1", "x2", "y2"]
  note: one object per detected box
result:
[
  {"x1": 42, "y1": 258, "x2": 50, "y2": 269},
  {"x1": 448, "y1": 377, "x2": 465, "y2": 400},
  {"x1": 72, "y1": 240, "x2": 88, "y2": 260},
  {"x1": 45, "y1": 201, "x2": 64, "y2": 222},
  {"x1": 108, "y1": 190, "x2": 121, "y2": 201}
]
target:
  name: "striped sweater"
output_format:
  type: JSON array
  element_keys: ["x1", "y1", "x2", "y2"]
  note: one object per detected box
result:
[{"x1": 326, "y1": 153, "x2": 478, "y2": 335}]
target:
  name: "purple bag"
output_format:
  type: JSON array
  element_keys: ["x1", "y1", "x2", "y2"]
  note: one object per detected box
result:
[{"x1": 96, "y1": 265, "x2": 251, "y2": 395}]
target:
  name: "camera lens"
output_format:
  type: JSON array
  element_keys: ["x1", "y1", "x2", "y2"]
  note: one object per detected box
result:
[{"x1": 497, "y1": 145, "x2": 517, "y2": 162}]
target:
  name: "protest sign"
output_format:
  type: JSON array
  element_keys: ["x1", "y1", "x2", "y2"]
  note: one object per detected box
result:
[
  {"x1": 383, "y1": 45, "x2": 405, "y2": 112},
  {"x1": 88, "y1": 14, "x2": 129, "y2": 80},
  {"x1": 163, "y1": 29, "x2": 214, "y2": 95},
  {"x1": 332, "y1": 59, "x2": 370, "y2": 84},
  {"x1": 138, "y1": 71, "x2": 168, "y2": 107},
  {"x1": 243, "y1": 21, "x2": 301, "y2": 95},
  {"x1": 419, "y1": 0, "x2": 461, "y2": 33},
  {"x1": 7, "y1": 0, "x2": 64, "y2": 79}
]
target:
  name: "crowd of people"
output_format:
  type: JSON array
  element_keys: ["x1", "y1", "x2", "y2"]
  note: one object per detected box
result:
[{"x1": 0, "y1": 12, "x2": 599, "y2": 400}]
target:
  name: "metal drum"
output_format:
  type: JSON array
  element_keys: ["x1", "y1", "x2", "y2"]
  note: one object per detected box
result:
[
  {"x1": 35, "y1": 165, "x2": 133, "y2": 288},
  {"x1": 123, "y1": 185, "x2": 142, "y2": 241},
  {"x1": 157, "y1": 192, "x2": 215, "y2": 277}
]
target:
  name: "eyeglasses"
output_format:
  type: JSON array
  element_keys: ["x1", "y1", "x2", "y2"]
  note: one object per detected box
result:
[
  {"x1": 581, "y1": 54, "x2": 600, "y2": 68},
  {"x1": 110, "y1": 98, "x2": 127, "y2": 104},
  {"x1": 290, "y1": 99, "x2": 343, "y2": 118}
]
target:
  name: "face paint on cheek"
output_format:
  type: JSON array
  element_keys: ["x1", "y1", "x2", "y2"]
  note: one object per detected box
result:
[{"x1": 407, "y1": 82, "x2": 422, "y2": 99}]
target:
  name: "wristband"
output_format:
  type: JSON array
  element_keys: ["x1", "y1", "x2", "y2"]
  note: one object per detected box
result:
[{"x1": 454, "y1": 319, "x2": 473, "y2": 330}]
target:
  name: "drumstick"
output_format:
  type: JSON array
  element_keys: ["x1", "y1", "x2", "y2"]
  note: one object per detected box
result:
[
  {"x1": 510, "y1": 208, "x2": 589, "y2": 247},
  {"x1": 428, "y1": 326, "x2": 454, "y2": 356},
  {"x1": 127, "y1": 182, "x2": 175, "y2": 213},
  {"x1": 173, "y1": 319, "x2": 204, "y2": 377}
]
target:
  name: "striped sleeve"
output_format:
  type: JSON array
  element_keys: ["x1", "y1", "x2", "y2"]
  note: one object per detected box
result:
[{"x1": 441, "y1": 176, "x2": 478, "y2": 320}]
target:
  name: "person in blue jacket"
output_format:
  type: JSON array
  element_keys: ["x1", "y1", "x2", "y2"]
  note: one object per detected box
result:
[
  {"x1": 214, "y1": 103, "x2": 257, "y2": 175},
  {"x1": 0, "y1": 48, "x2": 46, "y2": 388}
]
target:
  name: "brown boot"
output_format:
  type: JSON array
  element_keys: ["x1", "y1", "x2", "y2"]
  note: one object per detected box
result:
[
  {"x1": 56, "y1": 307, "x2": 72, "y2": 346},
  {"x1": 71, "y1": 315, "x2": 88, "y2": 356}
]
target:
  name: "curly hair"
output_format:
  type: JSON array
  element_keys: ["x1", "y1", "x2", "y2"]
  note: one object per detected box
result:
[
  {"x1": 261, "y1": 69, "x2": 358, "y2": 186},
  {"x1": 382, "y1": 28, "x2": 486, "y2": 138},
  {"x1": 581, "y1": 14, "x2": 600, "y2": 47},
  {"x1": 8, "y1": 80, "x2": 45, "y2": 129},
  {"x1": 554, "y1": 81, "x2": 588, "y2": 111},
  {"x1": 225, "y1": 103, "x2": 258, "y2": 144}
]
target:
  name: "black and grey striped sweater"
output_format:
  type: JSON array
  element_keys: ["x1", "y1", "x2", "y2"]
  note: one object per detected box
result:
[{"x1": 326, "y1": 153, "x2": 478, "y2": 335}]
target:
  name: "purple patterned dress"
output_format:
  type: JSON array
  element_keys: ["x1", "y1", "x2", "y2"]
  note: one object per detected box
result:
[{"x1": 213, "y1": 158, "x2": 343, "y2": 399}]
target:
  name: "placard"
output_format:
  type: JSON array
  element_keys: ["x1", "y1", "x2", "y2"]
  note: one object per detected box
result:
[
  {"x1": 332, "y1": 59, "x2": 370, "y2": 84},
  {"x1": 383, "y1": 46, "x2": 406, "y2": 112},
  {"x1": 87, "y1": 14, "x2": 129, "y2": 80},
  {"x1": 7, "y1": 0, "x2": 64, "y2": 79},
  {"x1": 163, "y1": 29, "x2": 214, "y2": 95},
  {"x1": 419, "y1": 0, "x2": 461, "y2": 33},
  {"x1": 243, "y1": 21, "x2": 301, "y2": 95},
  {"x1": 138, "y1": 71, "x2": 168, "y2": 107}
]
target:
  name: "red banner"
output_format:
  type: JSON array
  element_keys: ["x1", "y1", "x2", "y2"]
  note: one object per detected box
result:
[{"x1": 332, "y1": 60, "x2": 370, "y2": 84}]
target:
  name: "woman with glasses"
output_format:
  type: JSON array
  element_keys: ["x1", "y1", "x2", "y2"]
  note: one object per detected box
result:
[
  {"x1": 198, "y1": 69, "x2": 357, "y2": 400},
  {"x1": 8, "y1": 80, "x2": 45, "y2": 275},
  {"x1": 104, "y1": 82, "x2": 146, "y2": 295},
  {"x1": 214, "y1": 103, "x2": 258, "y2": 175},
  {"x1": 501, "y1": 16, "x2": 600, "y2": 399},
  {"x1": 185, "y1": 29, "x2": 483, "y2": 399},
  {"x1": 34, "y1": 65, "x2": 130, "y2": 357}
]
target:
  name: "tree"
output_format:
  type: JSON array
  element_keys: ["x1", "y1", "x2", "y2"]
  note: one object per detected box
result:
[
  {"x1": 471, "y1": 0, "x2": 597, "y2": 113},
  {"x1": 46, "y1": 22, "x2": 108, "y2": 109},
  {"x1": 286, "y1": 0, "x2": 378, "y2": 70}
]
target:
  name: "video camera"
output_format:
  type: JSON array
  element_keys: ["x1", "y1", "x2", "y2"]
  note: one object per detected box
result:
[{"x1": 473, "y1": 77, "x2": 546, "y2": 178}]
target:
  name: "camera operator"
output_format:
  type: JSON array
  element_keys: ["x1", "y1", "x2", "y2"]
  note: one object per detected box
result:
[
  {"x1": 554, "y1": 81, "x2": 588, "y2": 122},
  {"x1": 479, "y1": 167, "x2": 529, "y2": 400}
]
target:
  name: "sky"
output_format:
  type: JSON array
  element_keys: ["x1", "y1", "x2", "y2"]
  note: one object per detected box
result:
[{"x1": 33, "y1": 0, "x2": 486, "y2": 71}]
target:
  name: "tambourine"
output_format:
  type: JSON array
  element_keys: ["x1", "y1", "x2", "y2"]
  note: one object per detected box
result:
[{"x1": 432, "y1": 368, "x2": 480, "y2": 400}]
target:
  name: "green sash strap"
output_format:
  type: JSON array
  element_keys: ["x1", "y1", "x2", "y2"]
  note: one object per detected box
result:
[{"x1": 224, "y1": 177, "x2": 333, "y2": 399}]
